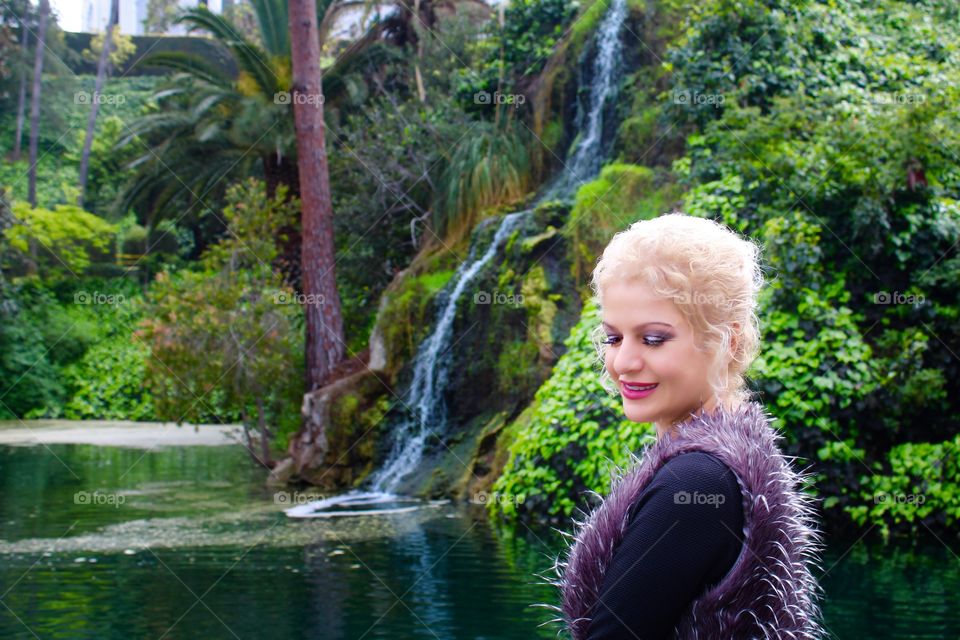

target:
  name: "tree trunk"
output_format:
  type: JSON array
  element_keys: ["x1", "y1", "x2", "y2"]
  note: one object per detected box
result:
[
  {"x1": 12, "y1": 17, "x2": 30, "y2": 162},
  {"x1": 288, "y1": 0, "x2": 345, "y2": 393},
  {"x1": 27, "y1": 0, "x2": 49, "y2": 208},
  {"x1": 413, "y1": 0, "x2": 426, "y2": 103},
  {"x1": 256, "y1": 395, "x2": 274, "y2": 467},
  {"x1": 78, "y1": 0, "x2": 119, "y2": 209}
]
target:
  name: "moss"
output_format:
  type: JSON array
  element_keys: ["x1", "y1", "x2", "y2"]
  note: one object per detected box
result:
[
  {"x1": 495, "y1": 340, "x2": 542, "y2": 398},
  {"x1": 569, "y1": 0, "x2": 609, "y2": 54},
  {"x1": 380, "y1": 268, "x2": 455, "y2": 369},
  {"x1": 497, "y1": 266, "x2": 517, "y2": 292},
  {"x1": 520, "y1": 226, "x2": 558, "y2": 254},
  {"x1": 540, "y1": 118, "x2": 564, "y2": 154},
  {"x1": 504, "y1": 228, "x2": 523, "y2": 255},
  {"x1": 617, "y1": 105, "x2": 660, "y2": 156},
  {"x1": 521, "y1": 265, "x2": 557, "y2": 353},
  {"x1": 562, "y1": 163, "x2": 682, "y2": 286}
]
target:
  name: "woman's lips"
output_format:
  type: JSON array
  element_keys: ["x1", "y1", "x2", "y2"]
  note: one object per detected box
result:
[{"x1": 620, "y1": 381, "x2": 658, "y2": 399}]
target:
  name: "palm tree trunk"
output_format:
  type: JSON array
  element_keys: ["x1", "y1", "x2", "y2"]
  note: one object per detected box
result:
[
  {"x1": 288, "y1": 0, "x2": 345, "y2": 393},
  {"x1": 27, "y1": 0, "x2": 49, "y2": 208},
  {"x1": 12, "y1": 17, "x2": 30, "y2": 162},
  {"x1": 78, "y1": 0, "x2": 119, "y2": 209}
]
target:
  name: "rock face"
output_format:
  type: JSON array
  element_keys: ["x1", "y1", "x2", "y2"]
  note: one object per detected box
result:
[{"x1": 275, "y1": 201, "x2": 583, "y2": 499}]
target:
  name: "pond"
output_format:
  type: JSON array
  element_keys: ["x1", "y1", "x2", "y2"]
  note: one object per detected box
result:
[{"x1": 0, "y1": 424, "x2": 958, "y2": 639}]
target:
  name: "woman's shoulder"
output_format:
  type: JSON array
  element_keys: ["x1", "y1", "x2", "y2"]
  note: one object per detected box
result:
[
  {"x1": 629, "y1": 451, "x2": 743, "y2": 523},
  {"x1": 657, "y1": 450, "x2": 741, "y2": 488}
]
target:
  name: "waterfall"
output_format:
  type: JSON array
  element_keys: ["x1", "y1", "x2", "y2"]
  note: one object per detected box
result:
[
  {"x1": 285, "y1": 0, "x2": 628, "y2": 517},
  {"x1": 285, "y1": 213, "x2": 528, "y2": 517},
  {"x1": 543, "y1": 0, "x2": 628, "y2": 200},
  {"x1": 368, "y1": 211, "x2": 529, "y2": 493}
]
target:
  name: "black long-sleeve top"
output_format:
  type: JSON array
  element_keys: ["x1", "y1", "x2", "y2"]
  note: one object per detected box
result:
[{"x1": 586, "y1": 451, "x2": 745, "y2": 640}]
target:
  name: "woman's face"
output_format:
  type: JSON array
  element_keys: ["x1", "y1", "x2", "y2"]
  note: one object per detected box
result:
[{"x1": 601, "y1": 279, "x2": 719, "y2": 436}]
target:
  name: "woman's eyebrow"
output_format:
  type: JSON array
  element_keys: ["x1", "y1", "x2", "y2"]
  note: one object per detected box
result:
[{"x1": 602, "y1": 321, "x2": 674, "y2": 331}]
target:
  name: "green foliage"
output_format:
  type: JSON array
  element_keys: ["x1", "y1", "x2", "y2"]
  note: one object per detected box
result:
[
  {"x1": 5, "y1": 201, "x2": 116, "y2": 276},
  {"x1": 61, "y1": 329, "x2": 154, "y2": 421},
  {"x1": 0, "y1": 277, "x2": 153, "y2": 420},
  {"x1": 497, "y1": 0, "x2": 579, "y2": 77},
  {"x1": 82, "y1": 25, "x2": 137, "y2": 68},
  {"x1": 846, "y1": 436, "x2": 960, "y2": 540},
  {"x1": 564, "y1": 163, "x2": 681, "y2": 285},
  {"x1": 434, "y1": 122, "x2": 533, "y2": 239},
  {"x1": 663, "y1": 0, "x2": 805, "y2": 127},
  {"x1": 455, "y1": 0, "x2": 578, "y2": 104},
  {"x1": 0, "y1": 295, "x2": 62, "y2": 419},
  {"x1": 138, "y1": 179, "x2": 304, "y2": 450},
  {"x1": 490, "y1": 298, "x2": 656, "y2": 521},
  {"x1": 682, "y1": 172, "x2": 747, "y2": 233},
  {"x1": 750, "y1": 281, "x2": 879, "y2": 440}
]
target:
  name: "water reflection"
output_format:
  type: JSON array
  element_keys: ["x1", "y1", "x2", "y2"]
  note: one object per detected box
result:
[{"x1": 1, "y1": 440, "x2": 958, "y2": 639}]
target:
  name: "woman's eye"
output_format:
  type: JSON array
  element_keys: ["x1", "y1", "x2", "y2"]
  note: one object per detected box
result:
[{"x1": 602, "y1": 335, "x2": 666, "y2": 346}]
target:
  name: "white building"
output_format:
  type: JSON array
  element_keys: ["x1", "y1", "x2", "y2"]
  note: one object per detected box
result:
[{"x1": 80, "y1": 0, "x2": 224, "y2": 35}]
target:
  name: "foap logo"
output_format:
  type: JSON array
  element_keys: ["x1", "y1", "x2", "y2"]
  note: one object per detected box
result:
[
  {"x1": 274, "y1": 91, "x2": 324, "y2": 106},
  {"x1": 674, "y1": 490, "x2": 726, "y2": 508},
  {"x1": 74, "y1": 91, "x2": 126, "y2": 105},
  {"x1": 74, "y1": 291, "x2": 125, "y2": 305},
  {"x1": 473, "y1": 290, "x2": 524, "y2": 306},
  {"x1": 471, "y1": 491, "x2": 524, "y2": 505},
  {"x1": 473, "y1": 90, "x2": 526, "y2": 107},
  {"x1": 870, "y1": 92, "x2": 926, "y2": 106},
  {"x1": 273, "y1": 291, "x2": 325, "y2": 306},
  {"x1": 873, "y1": 291, "x2": 925, "y2": 306},
  {"x1": 74, "y1": 491, "x2": 126, "y2": 508},
  {"x1": 274, "y1": 491, "x2": 327, "y2": 505},
  {"x1": 672, "y1": 89, "x2": 725, "y2": 107}
]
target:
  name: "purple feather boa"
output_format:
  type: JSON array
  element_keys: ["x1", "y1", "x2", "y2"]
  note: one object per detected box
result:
[{"x1": 538, "y1": 400, "x2": 826, "y2": 639}]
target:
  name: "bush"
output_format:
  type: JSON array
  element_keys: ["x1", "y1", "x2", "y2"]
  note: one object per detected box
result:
[
  {"x1": 5, "y1": 201, "x2": 116, "y2": 276},
  {"x1": 846, "y1": 436, "x2": 960, "y2": 540},
  {"x1": 138, "y1": 179, "x2": 305, "y2": 460}
]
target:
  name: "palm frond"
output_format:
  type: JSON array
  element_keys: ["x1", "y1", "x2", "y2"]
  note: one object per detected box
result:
[
  {"x1": 176, "y1": 7, "x2": 279, "y2": 95},
  {"x1": 250, "y1": 0, "x2": 290, "y2": 57},
  {"x1": 139, "y1": 51, "x2": 233, "y2": 88}
]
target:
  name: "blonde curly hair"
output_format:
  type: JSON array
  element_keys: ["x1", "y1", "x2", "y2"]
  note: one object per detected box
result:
[{"x1": 589, "y1": 212, "x2": 765, "y2": 408}]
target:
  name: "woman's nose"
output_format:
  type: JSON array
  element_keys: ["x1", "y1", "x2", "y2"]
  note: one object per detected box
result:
[{"x1": 614, "y1": 340, "x2": 646, "y2": 375}]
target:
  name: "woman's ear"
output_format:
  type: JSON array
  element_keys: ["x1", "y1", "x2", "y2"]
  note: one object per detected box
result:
[{"x1": 730, "y1": 323, "x2": 740, "y2": 356}]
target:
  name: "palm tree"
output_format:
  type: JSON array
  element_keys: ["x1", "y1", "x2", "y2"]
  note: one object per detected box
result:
[
  {"x1": 117, "y1": 0, "x2": 397, "y2": 220},
  {"x1": 289, "y1": 0, "x2": 345, "y2": 392},
  {"x1": 26, "y1": 0, "x2": 49, "y2": 207},
  {"x1": 77, "y1": 0, "x2": 119, "y2": 208}
]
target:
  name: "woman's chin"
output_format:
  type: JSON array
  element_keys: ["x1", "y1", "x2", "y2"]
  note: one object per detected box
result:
[{"x1": 622, "y1": 403, "x2": 655, "y2": 424}]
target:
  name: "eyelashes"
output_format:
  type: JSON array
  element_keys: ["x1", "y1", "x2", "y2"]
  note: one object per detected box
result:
[{"x1": 601, "y1": 335, "x2": 669, "y2": 347}]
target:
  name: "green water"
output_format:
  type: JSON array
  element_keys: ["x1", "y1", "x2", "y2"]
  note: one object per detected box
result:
[{"x1": 1, "y1": 440, "x2": 958, "y2": 639}]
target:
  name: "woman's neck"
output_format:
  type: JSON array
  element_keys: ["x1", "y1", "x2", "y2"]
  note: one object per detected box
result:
[{"x1": 654, "y1": 396, "x2": 730, "y2": 441}]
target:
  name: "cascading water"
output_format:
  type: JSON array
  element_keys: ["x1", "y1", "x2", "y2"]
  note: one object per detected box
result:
[
  {"x1": 285, "y1": 214, "x2": 528, "y2": 518},
  {"x1": 286, "y1": 0, "x2": 628, "y2": 518},
  {"x1": 368, "y1": 211, "x2": 529, "y2": 492},
  {"x1": 543, "y1": 0, "x2": 628, "y2": 201}
]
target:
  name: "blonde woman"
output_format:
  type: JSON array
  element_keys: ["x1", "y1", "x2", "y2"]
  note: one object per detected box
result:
[{"x1": 553, "y1": 213, "x2": 825, "y2": 639}]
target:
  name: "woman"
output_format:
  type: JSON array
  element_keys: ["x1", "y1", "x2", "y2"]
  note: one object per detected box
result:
[{"x1": 552, "y1": 213, "x2": 825, "y2": 639}]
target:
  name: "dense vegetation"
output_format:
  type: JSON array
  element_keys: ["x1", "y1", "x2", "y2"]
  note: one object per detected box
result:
[
  {"x1": 1, "y1": 0, "x2": 957, "y2": 540},
  {"x1": 490, "y1": 0, "x2": 960, "y2": 540}
]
